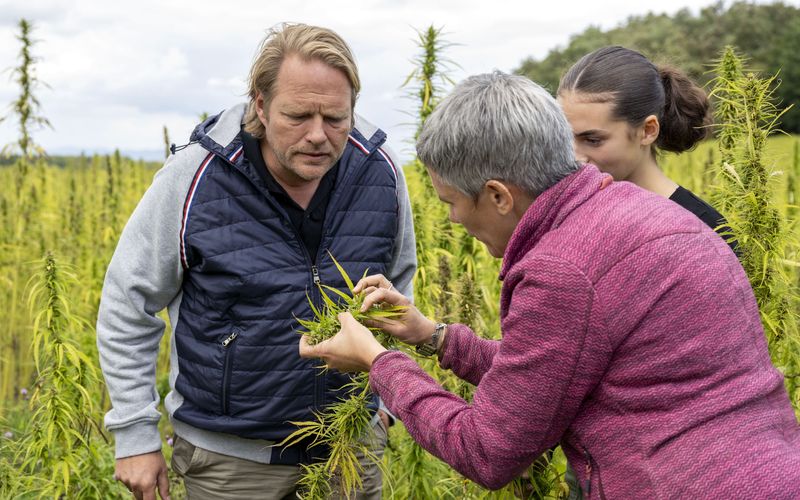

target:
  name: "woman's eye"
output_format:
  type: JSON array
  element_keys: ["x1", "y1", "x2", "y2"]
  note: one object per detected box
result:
[{"x1": 584, "y1": 137, "x2": 603, "y2": 146}]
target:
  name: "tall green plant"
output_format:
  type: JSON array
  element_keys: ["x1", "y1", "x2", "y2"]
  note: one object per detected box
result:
[
  {"x1": 788, "y1": 140, "x2": 798, "y2": 213},
  {"x1": 401, "y1": 26, "x2": 458, "y2": 302},
  {"x1": 1, "y1": 17, "x2": 52, "y2": 413},
  {"x1": 710, "y1": 46, "x2": 800, "y2": 408},
  {"x1": 0, "y1": 149, "x2": 159, "y2": 493},
  {"x1": 1, "y1": 19, "x2": 51, "y2": 163},
  {"x1": 5, "y1": 253, "x2": 103, "y2": 497},
  {"x1": 403, "y1": 26, "x2": 457, "y2": 140}
]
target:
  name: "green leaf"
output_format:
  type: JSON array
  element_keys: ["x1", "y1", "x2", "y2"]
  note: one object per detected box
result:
[
  {"x1": 320, "y1": 284, "x2": 351, "y2": 303},
  {"x1": 328, "y1": 252, "x2": 354, "y2": 291}
]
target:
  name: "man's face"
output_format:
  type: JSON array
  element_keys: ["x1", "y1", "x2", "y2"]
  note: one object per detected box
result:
[{"x1": 256, "y1": 55, "x2": 353, "y2": 186}]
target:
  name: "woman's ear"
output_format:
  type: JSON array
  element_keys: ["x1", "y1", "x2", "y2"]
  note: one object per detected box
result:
[
  {"x1": 640, "y1": 114, "x2": 660, "y2": 146},
  {"x1": 483, "y1": 180, "x2": 514, "y2": 215}
]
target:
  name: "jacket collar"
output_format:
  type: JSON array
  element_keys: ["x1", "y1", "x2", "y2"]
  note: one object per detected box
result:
[
  {"x1": 499, "y1": 164, "x2": 611, "y2": 280},
  {"x1": 190, "y1": 103, "x2": 248, "y2": 162}
]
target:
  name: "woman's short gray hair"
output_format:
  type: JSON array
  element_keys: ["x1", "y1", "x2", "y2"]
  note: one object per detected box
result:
[{"x1": 416, "y1": 71, "x2": 579, "y2": 197}]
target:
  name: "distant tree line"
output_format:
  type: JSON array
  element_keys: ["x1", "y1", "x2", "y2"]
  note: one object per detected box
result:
[{"x1": 515, "y1": 1, "x2": 800, "y2": 133}]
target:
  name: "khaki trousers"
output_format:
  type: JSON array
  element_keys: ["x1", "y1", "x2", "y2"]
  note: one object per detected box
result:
[{"x1": 171, "y1": 419, "x2": 387, "y2": 500}]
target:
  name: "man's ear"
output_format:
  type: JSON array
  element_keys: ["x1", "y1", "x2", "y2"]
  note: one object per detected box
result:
[
  {"x1": 255, "y1": 93, "x2": 267, "y2": 123},
  {"x1": 483, "y1": 180, "x2": 514, "y2": 215},
  {"x1": 641, "y1": 114, "x2": 660, "y2": 146}
]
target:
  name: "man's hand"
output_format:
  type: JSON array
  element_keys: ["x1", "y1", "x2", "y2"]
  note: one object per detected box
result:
[
  {"x1": 377, "y1": 409, "x2": 391, "y2": 431},
  {"x1": 114, "y1": 451, "x2": 171, "y2": 500}
]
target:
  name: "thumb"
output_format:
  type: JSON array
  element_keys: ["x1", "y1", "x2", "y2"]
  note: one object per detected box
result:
[
  {"x1": 157, "y1": 465, "x2": 170, "y2": 500},
  {"x1": 298, "y1": 334, "x2": 317, "y2": 358},
  {"x1": 337, "y1": 311, "x2": 356, "y2": 327}
]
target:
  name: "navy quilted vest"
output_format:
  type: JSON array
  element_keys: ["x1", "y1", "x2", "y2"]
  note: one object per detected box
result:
[{"x1": 172, "y1": 117, "x2": 399, "y2": 440}]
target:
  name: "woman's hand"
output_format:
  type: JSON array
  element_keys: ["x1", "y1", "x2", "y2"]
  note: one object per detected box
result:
[
  {"x1": 354, "y1": 274, "x2": 437, "y2": 345},
  {"x1": 299, "y1": 312, "x2": 387, "y2": 372}
]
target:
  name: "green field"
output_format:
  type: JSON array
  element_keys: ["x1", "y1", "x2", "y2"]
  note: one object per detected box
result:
[
  {"x1": 1, "y1": 18, "x2": 799, "y2": 499},
  {"x1": 1, "y1": 132, "x2": 798, "y2": 498}
]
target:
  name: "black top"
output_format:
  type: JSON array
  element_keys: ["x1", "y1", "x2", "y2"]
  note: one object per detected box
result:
[
  {"x1": 669, "y1": 185, "x2": 737, "y2": 252},
  {"x1": 241, "y1": 129, "x2": 338, "y2": 263}
]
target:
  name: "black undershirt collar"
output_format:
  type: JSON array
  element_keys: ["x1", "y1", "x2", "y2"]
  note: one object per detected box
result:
[{"x1": 240, "y1": 128, "x2": 338, "y2": 263}]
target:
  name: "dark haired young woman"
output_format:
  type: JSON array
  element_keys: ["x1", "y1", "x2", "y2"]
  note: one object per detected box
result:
[{"x1": 557, "y1": 46, "x2": 735, "y2": 249}]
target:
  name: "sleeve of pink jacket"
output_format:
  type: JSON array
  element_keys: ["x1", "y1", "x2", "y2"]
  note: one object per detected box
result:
[
  {"x1": 436, "y1": 323, "x2": 501, "y2": 385},
  {"x1": 369, "y1": 256, "x2": 612, "y2": 490}
]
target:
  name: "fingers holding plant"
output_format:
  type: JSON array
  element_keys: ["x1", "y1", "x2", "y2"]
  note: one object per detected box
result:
[
  {"x1": 352, "y1": 273, "x2": 394, "y2": 295},
  {"x1": 299, "y1": 312, "x2": 387, "y2": 372},
  {"x1": 358, "y1": 282, "x2": 436, "y2": 346}
]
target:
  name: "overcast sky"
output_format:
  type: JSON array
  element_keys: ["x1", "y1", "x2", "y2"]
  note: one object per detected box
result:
[{"x1": 0, "y1": 0, "x2": 793, "y2": 163}]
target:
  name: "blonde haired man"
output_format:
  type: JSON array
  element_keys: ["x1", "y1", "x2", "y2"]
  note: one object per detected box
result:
[{"x1": 98, "y1": 23, "x2": 415, "y2": 499}]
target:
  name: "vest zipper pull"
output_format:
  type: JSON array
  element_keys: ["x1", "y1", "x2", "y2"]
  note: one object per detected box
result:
[
  {"x1": 311, "y1": 265, "x2": 321, "y2": 285},
  {"x1": 222, "y1": 331, "x2": 239, "y2": 347}
]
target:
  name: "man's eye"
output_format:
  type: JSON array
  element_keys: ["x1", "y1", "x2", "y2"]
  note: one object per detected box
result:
[
  {"x1": 325, "y1": 116, "x2": 348, "y2": 125},
  {"x1": 584, "y1": 137, "x2": 603, "y2": 146}
]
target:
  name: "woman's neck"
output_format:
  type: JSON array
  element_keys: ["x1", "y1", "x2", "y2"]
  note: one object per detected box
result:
[{"x1": 626, "y1": 156, "x2": 679, "y2": 198}]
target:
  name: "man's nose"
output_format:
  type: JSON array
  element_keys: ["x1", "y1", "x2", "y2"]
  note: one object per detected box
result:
[{"x1": 305, "y1": 116, "x2": 326, "y2": 145}]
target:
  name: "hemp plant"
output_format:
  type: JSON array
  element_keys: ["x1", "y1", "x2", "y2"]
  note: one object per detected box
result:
[
  {"x1": 296, "y1": 256, "x2": 406, "y2": 349},
  {"x1": 710, "y1": 46, "x2": 800, "y2": 408},
  {"x1": 6, "y1": 252, "x2": 103, "y2": 497},
  {"x1": 402, "y1": 25, "x2": 457, "y2": 141},
  {"x1": 2, "y1": 18, "x2": 51, "y2": 189},
  {"x1": 788, "y1": 140, "x2": 799, "y2": 218},
  {"x1": 281, "y1": 255, "x2": 405, "y2": 499}
]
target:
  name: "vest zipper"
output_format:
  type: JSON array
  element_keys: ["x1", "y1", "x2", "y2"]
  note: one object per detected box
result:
[
  {"x1": 222, "y1": 330, "x2": 239, "y2": 347},
  {"x1": 309, "y1": 263, "x2": 324, "y2": 409},
  {"x1": 221, "y1": 330, "x2": 239, "y2": 415},
  {"x1": 311, "y1": 265, "x2": 321, "y2": 285}
]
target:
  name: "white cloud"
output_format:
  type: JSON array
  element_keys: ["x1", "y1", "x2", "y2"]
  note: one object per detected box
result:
[{"x1": 0, "y1": 0, "x2": 795, "y2": 162}]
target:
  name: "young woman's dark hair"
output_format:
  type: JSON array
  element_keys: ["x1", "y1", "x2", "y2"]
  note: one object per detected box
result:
[
  {"x1": 557, "y1": 45, "x2": 736, "y2": 251},
  {"x1": 558, "y1": 46, "x2": 711, "y2": 154}
]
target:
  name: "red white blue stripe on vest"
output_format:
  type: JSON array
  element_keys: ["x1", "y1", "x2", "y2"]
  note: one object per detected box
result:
[
  {"x1": 179, "y1": 146, "x2": 244, "y2": 268},
  {"x1": 228, "y1": 145, "x2": 244, "y2": 164},
  {"x1": 180, "y1": 153, "x2": 214, "y2": 269},
  {"x1": 348, "y1": 135, "x2": 397, "y2": 182}
]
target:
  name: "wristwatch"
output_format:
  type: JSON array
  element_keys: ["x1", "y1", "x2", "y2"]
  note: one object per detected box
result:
[{"x1": 416, "y1": 323, "x2": 447, "y2": 357}]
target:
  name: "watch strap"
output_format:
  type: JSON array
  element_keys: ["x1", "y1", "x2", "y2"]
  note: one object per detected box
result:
[{"x1": 416, "y1": 323, "x2": 447, "y2": 357}]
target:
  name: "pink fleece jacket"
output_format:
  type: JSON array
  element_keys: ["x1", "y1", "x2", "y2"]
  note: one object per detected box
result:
[{"x1": 370, "y1": 165, "x2": 800, "y2": 498}]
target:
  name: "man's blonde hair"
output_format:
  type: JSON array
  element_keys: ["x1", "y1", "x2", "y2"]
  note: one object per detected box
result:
[{"x1": 244, "y1": 23, "x2": 360, "y2": 139}]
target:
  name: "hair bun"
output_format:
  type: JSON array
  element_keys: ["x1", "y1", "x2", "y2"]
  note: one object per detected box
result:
[{"x1": 657, "y1": 65, "x2": 712, "y2": 153}]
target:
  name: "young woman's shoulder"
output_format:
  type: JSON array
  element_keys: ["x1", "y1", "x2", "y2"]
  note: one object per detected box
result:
[{"x1": 669, "y1": 186, "x2": 738, "y2": 252}]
